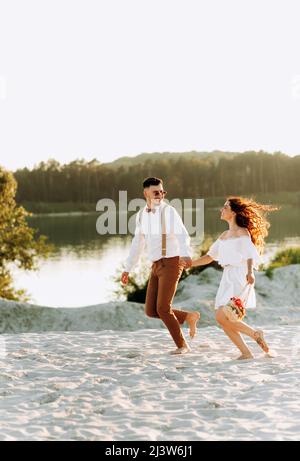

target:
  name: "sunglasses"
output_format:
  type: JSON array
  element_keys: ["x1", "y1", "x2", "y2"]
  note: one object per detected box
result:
[{"x1": 152, "y1": 190, "x2": 167, "y2": 196}]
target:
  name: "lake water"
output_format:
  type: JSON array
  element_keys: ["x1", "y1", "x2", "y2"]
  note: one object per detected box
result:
[{"x1": 12, "y1": 205, "x2": 300, "y2": 307}]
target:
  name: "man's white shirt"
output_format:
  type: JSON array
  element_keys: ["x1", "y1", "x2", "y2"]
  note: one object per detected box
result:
[{"x1": 124, "y1": 201, "x2": 193, "y2": 273}]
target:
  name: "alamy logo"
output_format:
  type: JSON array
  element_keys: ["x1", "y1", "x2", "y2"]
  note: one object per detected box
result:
[{"x1": 95, "y1": 191, "x2": 204, "y2": 242}]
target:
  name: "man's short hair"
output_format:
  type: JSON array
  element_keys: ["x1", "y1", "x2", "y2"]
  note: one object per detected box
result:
[{"x1": 142, "y1": 177, "x2": 163, "y2": 188}]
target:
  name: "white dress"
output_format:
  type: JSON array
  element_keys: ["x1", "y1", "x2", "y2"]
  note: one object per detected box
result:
[{"x1": 207, "y1": 236, "x2": 261, "y2": 310}]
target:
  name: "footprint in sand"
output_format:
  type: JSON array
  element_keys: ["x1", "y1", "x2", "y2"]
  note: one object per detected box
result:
[{"x1": 39, "y1": 392, "x2": 61, "y2": 405}]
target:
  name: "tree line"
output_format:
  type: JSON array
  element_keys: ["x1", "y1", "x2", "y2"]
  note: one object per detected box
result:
[{"x1": 13, "y1": 151, "x2": 300, "y2": 204}]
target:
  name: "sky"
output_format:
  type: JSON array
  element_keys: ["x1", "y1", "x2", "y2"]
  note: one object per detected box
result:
[{"x1": 0, "y1": 0, "x2": 300, "y2": 172}]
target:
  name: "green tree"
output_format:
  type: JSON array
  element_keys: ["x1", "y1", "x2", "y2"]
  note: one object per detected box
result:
[{"x1": 0, "y1": 167, "x2": 54, "y2": 301}]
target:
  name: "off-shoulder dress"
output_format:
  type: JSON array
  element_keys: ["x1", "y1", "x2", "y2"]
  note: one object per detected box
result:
[{"x1": 207, "y1": 235, "x2": 261, "y2": 309}]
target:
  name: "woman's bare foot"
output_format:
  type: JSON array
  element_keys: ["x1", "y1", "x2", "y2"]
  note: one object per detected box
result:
[
  {"x1": 254, "y1": 330, "x2": 269, "y2": 353},
  {"x1": 186, "y1": 311, "x2": 201, "y2": 338},
  {"x1": 236, "y1": 353, "x2": 254, "y2": 360}
]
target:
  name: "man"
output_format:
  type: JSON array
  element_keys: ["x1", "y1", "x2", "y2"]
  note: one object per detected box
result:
[{"x1": 121, "y1": 177, "x2": 200, "y2": 354}]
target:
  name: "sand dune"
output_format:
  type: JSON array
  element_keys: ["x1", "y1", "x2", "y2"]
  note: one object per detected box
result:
[{"x1": 1, "y1": 265, "x2": 300, "y2": 333}]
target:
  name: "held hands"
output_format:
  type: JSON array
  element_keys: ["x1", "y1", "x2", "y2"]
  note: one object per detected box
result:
[
  {"x1": 179, "y1": 257, "x2": 193, "y2": 269},
  {"x1": 246, "y1": 271, "x2": 255, "y2": 284},
  {"x1": 123, "y1": 258, "x2": 193, "y2": 282},
  {"x1": 121, "y1": 271, "x2": 129, "y2": 285}
]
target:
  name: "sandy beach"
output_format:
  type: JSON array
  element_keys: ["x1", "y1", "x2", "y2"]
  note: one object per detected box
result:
[{"x1": 1, "y1": 265, "x2": 300, "y2": 441}]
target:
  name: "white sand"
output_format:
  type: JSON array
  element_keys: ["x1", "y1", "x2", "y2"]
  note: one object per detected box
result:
[
  {"x1": 1, "y1": 326, "x2": 300, "y2": 441},
  {"x1": 1, "y1": 264, "x2": 300, "y2": 440}
]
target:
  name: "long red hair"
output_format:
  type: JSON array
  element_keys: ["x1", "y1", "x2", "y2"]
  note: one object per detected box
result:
[{"x1": 227, "y1": 196, "x2": 279, "y2": 253}]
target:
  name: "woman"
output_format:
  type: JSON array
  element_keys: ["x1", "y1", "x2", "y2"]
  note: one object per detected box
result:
[{"x1": 189, "y1": 196, "x2": 278, "y2": 360}]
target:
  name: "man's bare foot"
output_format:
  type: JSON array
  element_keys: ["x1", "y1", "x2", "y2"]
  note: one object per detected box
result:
[
  {"x1": 170, "y1": 344, "x2": 191, "y2": 355},
  {"x1": 236, "y1": 353, "x2": 254, "y2": 360},
  {"x1": 186, "y1": 311, "x2": 201, "y2": 338}
]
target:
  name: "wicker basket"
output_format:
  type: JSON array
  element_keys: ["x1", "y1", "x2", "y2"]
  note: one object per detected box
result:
[{"x1": 222, "y1": 283, "x2": 251, "y2": 322}]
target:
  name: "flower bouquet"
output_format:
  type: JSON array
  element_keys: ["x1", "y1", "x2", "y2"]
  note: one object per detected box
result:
[{"x1": 222, "y1": 284, "x2": 251, "y2": 322}]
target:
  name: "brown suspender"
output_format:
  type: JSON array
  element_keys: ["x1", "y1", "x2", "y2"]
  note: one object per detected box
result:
[
  {"x1": 161, "y1": 204, "x2": 167, "y2": 257},
  {"x1": 138, "y1": 203, "x2": 168, "y2": 257}
]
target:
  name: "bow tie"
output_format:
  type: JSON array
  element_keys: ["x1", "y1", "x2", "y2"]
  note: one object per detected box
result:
[{"x1": 146, "y1": 207, "x2": 156, "y2": 214}]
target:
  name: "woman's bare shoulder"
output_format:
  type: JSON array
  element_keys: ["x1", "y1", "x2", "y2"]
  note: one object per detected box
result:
[
  {"x1": 219, "y1": 228, "x2": 250, "y2": 240},
  {"x1": 237, "y1": 227, "x2": 251, "y2": 237},
  {"x1": 219, "y1": 231, "x2": 229, "y2": 240}
]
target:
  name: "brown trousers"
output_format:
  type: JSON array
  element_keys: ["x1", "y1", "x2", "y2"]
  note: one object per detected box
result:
[{"x1": 145, "y1": 255, "x2": 189, "y2": 348}]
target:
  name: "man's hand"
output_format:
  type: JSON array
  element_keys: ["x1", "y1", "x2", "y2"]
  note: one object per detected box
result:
[
  {"x1": 179, "y1": 257, "x2": 192, "y2": 269},
  {"x1": 121, "y1": 271, "x2": 129, "y2": 285}
]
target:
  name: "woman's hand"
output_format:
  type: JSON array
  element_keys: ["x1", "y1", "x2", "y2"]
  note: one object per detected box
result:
[
  {"x1": 188, "y1": 255, "x2": 213, "y2": 268},
  {"x1": 190, "y1": 259, "x2": 199, "y2": 267},
  {"x1": 179, "y1": 257, "x2": 192, "y2": 268},
  {"x1": 246, "y1": 271, "x2": 255, "y2": 284}
]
